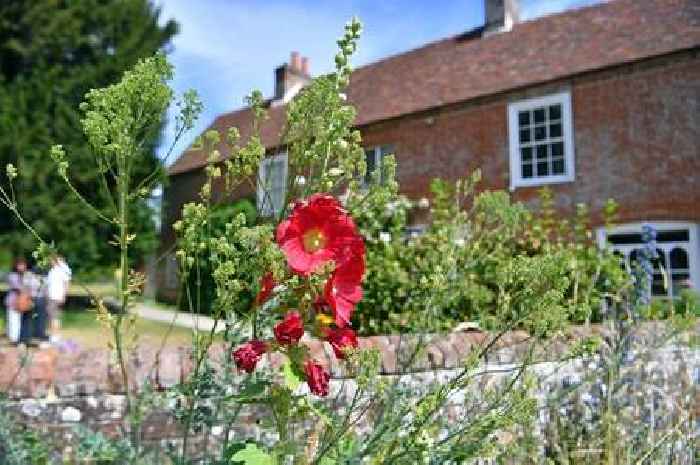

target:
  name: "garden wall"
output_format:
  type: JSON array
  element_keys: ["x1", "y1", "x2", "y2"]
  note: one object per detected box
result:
[{"x1": 0, "y1": 322, "x2": 697, "y2": 459}]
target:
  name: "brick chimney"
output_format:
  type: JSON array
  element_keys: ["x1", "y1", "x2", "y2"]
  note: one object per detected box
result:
[
  {"x1": 274, "y1": 51, "x2": 311, "y2": 103},
  {"x1": 484, "y1": 0, "x2": 520, "y2": 35}
]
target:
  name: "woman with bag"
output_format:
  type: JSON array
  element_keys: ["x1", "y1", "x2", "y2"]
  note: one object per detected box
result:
[{"x1": 5, "y1": 257, "x2": 33, "y2": 345}]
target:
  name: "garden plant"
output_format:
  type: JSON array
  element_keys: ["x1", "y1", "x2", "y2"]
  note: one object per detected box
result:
[{"x1": 0, "y1": 18, "x2": 696, "y2": 465}]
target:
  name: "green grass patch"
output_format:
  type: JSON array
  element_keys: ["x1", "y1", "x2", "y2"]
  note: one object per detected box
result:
[{"x1": 1, "y1": 306, "x2": 209, "y2": 349}]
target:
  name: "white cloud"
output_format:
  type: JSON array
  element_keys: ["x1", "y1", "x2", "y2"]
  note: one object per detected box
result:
[
  {"x1": 156, "y1": 0, "x2": 605, "y2": 162},
  {"x1": 521, "y1": 0, "x2": 606, "y2": 20}
]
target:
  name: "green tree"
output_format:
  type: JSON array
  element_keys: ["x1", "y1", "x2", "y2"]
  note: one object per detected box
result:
[{"x1": 0, "y1": 0, "x2": 177, "y2": 273}]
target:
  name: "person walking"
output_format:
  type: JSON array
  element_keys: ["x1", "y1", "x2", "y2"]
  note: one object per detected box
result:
[
  {"x1": 31, "y1": 264, "x2": 50, "y2": 344},
  {"x1": 46, "y1": 255, "x2": 71, "y2": 342},
  {"x1": 17, "y1": 264, "x2": 42, "y2": 347},
  {"x1": 5, "y1": 258, "x2": 32, "y2": 345}
]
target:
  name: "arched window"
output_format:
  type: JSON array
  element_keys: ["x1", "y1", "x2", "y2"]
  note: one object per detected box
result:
[{"x1": 601, "y1": 223, "x2": 698, "y2": 299}]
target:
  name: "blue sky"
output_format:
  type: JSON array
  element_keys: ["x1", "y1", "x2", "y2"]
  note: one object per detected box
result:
[{"x1": 156, "y1": 0, "x2": 605, "y2": 163}]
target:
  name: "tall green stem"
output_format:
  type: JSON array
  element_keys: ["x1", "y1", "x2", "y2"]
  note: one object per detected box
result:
[{"x1": 116, "y1": 160, "x2": 132, "y2": 418}]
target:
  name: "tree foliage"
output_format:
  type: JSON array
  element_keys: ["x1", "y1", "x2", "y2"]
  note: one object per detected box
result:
[{"x1": 0, "y1": 0, "x2": 177, "y2": 272}]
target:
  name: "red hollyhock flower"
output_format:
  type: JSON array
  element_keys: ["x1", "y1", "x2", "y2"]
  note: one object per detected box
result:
[
  {"x1": 233, "y1": 340, "x2": 267, "y2": 373},
  {"x1": 254, "y1": 272, "x2": 275, "y2": 307},
  {"x1": 324, "y1": 253, "x2": 365, "y2": 328},
  {"x1": 276, "y1": 194, "x2": 361, "y2": 275},
  {"x1": 304, "y1": 359, "x2": 330, "y2": 397},
  {"x1": 273, "y1": 311, "x2": 304, "y2": 345},
  {"x1": 324, "y1": 327, "x2": 358, "y2": 359}
]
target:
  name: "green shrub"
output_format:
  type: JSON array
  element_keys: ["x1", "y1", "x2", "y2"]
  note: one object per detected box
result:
[
  {"x1": 181, "y1": 198, "x2": 258, "y2": 315},
  {"x1": 349, "y1": 167, "x2": 629, "y2": 335}
]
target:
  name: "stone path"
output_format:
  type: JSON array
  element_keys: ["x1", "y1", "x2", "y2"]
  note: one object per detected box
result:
[{"x1": 132, "y1": 302, "x2": 224, "y2": 333}]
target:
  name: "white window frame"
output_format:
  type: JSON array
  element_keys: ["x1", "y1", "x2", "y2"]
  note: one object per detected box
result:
[
  {"x1": 596, "y1": 221, "x2": 700, "y2": 298},
  {"x1": 257, "y1": 152, "x2": 288, "y2": 217},
  {"x1": 508, "y1": 91, "x2": 575, "y2": 190}
]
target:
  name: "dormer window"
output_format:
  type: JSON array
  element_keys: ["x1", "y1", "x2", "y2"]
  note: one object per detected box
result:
[{"x1": 508, "y1": 91, "x2": 575, "y2": 189}]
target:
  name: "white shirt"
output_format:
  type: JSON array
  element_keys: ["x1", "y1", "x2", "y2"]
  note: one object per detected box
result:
[{"x1": 47, "y1": 260, "x2": 72, "y2": 302}]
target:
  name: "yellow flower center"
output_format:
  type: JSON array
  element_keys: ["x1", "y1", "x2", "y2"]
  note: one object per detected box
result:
[
  {"x1": 316, "y1": 313, "x2": 334, "y2": 326},
  {"x1": 302, "y1": 228, "x2": 327, "y2": 253}
]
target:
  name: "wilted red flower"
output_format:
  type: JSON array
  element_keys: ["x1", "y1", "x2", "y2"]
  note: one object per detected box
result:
[
  {"x1": 324, "y1": 253, "x2": 365, "y2": 328},
  {"x1": 255, "y1": 272, "x2": 275, "y2": 307},
  {"x1": 324, "y1": 327, "x2": 358, "y2": 359},
  {"x1": 233, "y1": 340, "x2": 267, "y2": 373},
  {"x1": 304, "y1": 359, "x2": 330, "y2": 397},
  {"x1": 276, "y1": 194, "x2": 361, "y2": 275},
  {"x1": 273, "y1": 311, "x2": 304, "y2": 345}
]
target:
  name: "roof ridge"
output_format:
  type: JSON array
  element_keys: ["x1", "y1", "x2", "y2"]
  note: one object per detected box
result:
[{"x1": 168, "y1": 0, "x2": 700, "y2": 176}]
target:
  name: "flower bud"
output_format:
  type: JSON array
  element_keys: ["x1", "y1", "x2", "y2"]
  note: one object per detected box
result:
[{"x1": 5, "y1": 164, "x2": 17, "y2": 180}]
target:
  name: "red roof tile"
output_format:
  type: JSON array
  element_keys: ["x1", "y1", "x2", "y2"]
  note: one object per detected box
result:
[{"x1": 168, "y1": 0, "x2": 700, "y2": 176}]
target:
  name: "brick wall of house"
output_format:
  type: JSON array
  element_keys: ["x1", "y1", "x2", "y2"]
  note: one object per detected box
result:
[
  {"x1": 361, "y1": 50, "x2": 700, "y2": 226},
  {"x1": 159, "y1": 50, "x2": 700, "y2": 302}
]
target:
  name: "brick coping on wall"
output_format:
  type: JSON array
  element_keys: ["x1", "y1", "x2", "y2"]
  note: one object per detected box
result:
[{"x1": 0, "y1": 321, "x2": 692, "y2": 400}]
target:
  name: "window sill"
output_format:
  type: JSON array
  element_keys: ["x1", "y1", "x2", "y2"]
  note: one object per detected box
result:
[{"x1": 509, "y1": 174, "x2": 575, "y2": 191}]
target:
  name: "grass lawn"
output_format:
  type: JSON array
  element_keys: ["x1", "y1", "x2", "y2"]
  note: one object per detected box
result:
[
  {"x1": 0, "y1": 307, "x2": 204, "y2": 349},
  {"x1": 0, "y1": 280, "x2": 118, "y2": 298}
]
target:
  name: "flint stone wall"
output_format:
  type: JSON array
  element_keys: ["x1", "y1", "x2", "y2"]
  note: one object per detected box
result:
[{"x1": 0, "y1": 322, "x2": 697, "y2": 459}]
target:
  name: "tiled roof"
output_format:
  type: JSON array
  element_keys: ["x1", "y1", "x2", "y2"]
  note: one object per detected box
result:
[{"x1": 168, "y1": 0, "x2": 700, "y2": 175}]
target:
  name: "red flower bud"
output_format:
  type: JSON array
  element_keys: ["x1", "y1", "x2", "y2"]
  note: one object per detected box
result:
[
  {"x1": 324, "y1": 327, "x2": 358, "y2": 359},
  {"x1": 233, "y1": 340, "x2": 267, "y2": 373},
  {"x1": 273, "y1": 311, "x2": 304, "y2": 345},
  {"x1": 255, "y1": 272, "x2": 275, "y2": 307},
  {"x1": 304, "y1": 359, "x2": 330, "y2": 397}
]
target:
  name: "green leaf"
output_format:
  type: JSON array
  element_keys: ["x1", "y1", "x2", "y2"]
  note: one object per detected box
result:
[
  {"x1": 230, "y1": 443, "x2": 274, "y2": 465},
  {"x1": 228, "y1": 379, "x2": 269, "y2": 403},
  {"x1": 282, "y1": 360, "x2": 302, "y2": 390}
]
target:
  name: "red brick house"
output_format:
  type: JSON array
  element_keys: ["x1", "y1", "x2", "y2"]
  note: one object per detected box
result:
[{"x1": 159, "y1": 0, "x2": 700, "y2": 301}]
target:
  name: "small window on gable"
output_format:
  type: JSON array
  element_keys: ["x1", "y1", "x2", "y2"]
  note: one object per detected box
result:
[
  {"x1": 508, "y1": 91, "x2": 574, "y2": 189},
  {"x1": 187, "y1": 136, "x2": 203, "y2": 151},
  {"x1": 257, "y1": 153, "x2": 288, "y2": 217},
  {"x1": 364, "y1": 144, "x2": 394, "y2": 185}
]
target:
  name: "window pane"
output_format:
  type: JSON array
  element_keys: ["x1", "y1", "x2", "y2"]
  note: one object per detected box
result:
[
  {"x1": 365, "y1": 149, "x2": 376, "y2": 183},
  {"x1": 259, "y1": 156, "x2": 287, "y2": 216},
  {"x1": 534, "y1": 125, "x2": 546, "y2": 141},
  {"x1": 536, "y1": 145, "x2": 548, "y2": 160},
  {"x1": 652, "y1": 277, "x2": 666, "y2": 296},
  {"x1": 655, "y1": 249, "x2": 666, "y2": 268},
  {"x1": 380, "y1": 145, "x2": 394, "y2": 157},
  {"x1": 608, "y1": 233, "x2": 643, "y2": 245},
  {"x1": 552, "y1": 158, "x2": 565, "y2": 175},
  {"x1": 519, "y1": 128, "x2": 531, "y2": 143},
  {"x1": 629, "y1": 249, "x2": 640, "y2": 263},
  {"x1": 522, "y1": 163, "x2": 533, "y2": 178},
  {"x1": 672, "y1": 272, "x2": 691, "y2": 295},
  {"x1": 536, "y1": 161, "x2": 549, "y2": 176},
  {"x1": 521, "y1": 147, "x2": 532, "y2": 161},
  {"x1": 552, "y1": 142, "x2": 564, "y2": 157},
  {"x1": 534, "y1": 108, "x2": 546, "y2": 124},
  {"x1": 549, "y1": 123, "x2": 562, "y2": 138},
  {"x1": 269, "y1": 161, "x2": 286, "y2": 213},
  {"x1": 657, "y1": 230, "x2": 690, "y2": 242},
  {"x1": 549, "y1": 104, "x2": 561, "y2": 120},
  {"x1": 518, "y1": 111, "x2": 530, "y2": 126},
  {"x1": 670, "y1": 248, "x2": 688, "y2": 270}
]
